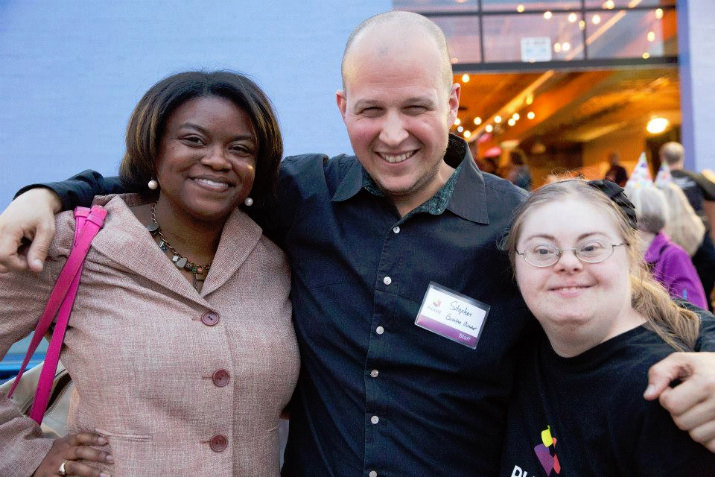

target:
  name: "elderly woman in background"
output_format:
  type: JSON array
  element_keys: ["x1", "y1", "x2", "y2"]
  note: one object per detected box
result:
[
  {"x1": 0, "y1": 71, "x2": 299, "y2": 476},
  {"x1": 626, "y1": 185, "x2": 708, "y2": 309},
  {"x1": 500, "y1": 180, "x2": 715, "y2": 475},
  {"x1": 659, "y1": 181, "x2": 715, "y2": 311}
]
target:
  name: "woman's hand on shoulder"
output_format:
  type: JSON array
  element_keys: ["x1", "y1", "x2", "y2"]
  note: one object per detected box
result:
[
  {"x1": 0, "y1": 188, "x2": 61, "y2": 273},
  {"x1": 33, "y1": 432, "x2": 113, "y2": 477}
]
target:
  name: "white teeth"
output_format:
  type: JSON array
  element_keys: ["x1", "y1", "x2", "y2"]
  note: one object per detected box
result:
[
  {"x1": 195, "y1": 178, "x2": 228, "y2": 189},
  {"x1": 381, "y1": 151, "x2": 414, "y2": 163}
]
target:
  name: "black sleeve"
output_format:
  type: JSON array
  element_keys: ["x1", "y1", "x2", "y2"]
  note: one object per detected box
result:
[
  {"x1": 677, "y1": 299, "x2": 715, "y2": 351},
  {"x1": 15, "y1": 170, "x2": 130, "y2": 211}
]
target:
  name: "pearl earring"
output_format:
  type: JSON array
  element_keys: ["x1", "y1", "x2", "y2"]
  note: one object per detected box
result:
[
  {"x1": 148, "y1": 179, "x2": 158, "y2": 190},
  {"x1": 244, "y1": 197, "x2": 254, "y2": 207}
]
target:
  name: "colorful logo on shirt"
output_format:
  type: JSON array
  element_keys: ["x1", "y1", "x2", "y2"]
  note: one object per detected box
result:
[{"x1": 533, "y1": 425, "x2": 560, "y2": 475}]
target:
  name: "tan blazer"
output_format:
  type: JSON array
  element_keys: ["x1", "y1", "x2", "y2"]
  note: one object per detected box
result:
[{"x1": 0, "y1": 194, "x2": 299, "y2": 476}]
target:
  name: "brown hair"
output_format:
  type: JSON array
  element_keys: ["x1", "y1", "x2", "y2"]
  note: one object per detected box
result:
[
  {"x1": 502, "y1": 179, "x2": 699, "y2": 351},
  {"x1": 119, "y1": 70, "x2": 283, "y2": 208}
]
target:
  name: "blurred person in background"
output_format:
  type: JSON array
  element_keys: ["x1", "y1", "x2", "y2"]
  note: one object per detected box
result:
[
  {"x1": 660, "y1": 141, "x2": 715, "y2": 236},
  {"x1": 604, "y1": 151, "x2": 628, "y2": 187},
  {"x1": 506, "y1": 149, "x2": 532, "y2": 191},
  {"x1": 626, "y1": 185, "x2": 708, "y2": 309},
  {"x1": 659, "y1": 181, "x2": 715, "y2": 311}
]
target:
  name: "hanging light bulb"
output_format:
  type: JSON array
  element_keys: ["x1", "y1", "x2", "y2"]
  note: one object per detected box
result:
[{"x1": 646, "y1": 117, "x2": 669, "y2": 134}]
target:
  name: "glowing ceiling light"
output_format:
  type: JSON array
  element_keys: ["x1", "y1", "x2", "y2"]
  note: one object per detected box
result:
[
  {"x1": 642, "y1": 52, "x2": 651, "y2": 59},
  {"x1": 647, "y1": 31, "x2": 655, "y2": 42},
  {"x1": 646, "y1": 117, "x2": 669, "y2": 134},
  {"x1": 512, "y1": 113, "x2": 520, "y2": 120},
  {"x1": 516, "y1": 4, "x2": 525, "y2": 13},
  {"x1": 579, "y1": 20, "x2": 586, "y2": 30},
  {"x1": 485, "y1": 124, "x2": 494, "y2": 133},
  {"x1": 655, "y1": 8, "x2": 663, "y2": 19},
  {"x1": 457, "y1": 126, "x2": 464, "y2": 133},
  {"x1": 554, "y1": 43, "x2": 562, "y2": 53},
  {"x1": 568, "y1": 12, "x2": 577, "y2": 23},
  {"x1": 527, "y1": 111, "x2": 536, "y2": 120},
  {"x1": 507, "y1": 118, "x2": 516, "y2": 127},
  {"x1": 463, "y1": 130, "x2": 472, "y2": 139},
  {"x1": 592, "y1": 14, "x2": 601, "y2": 25},
  {"x1": 474, "y1": 117, "x2": 482, "y2": 125},
  {"x1": 544, "y1": 11, "x2": 553, "y2": 20},
  {"x1": 562, "y1": 42, "x2": 571, "y2": 52},
  {"x1": 603, "y1": 0, "x2": 615, "y2": 9},
  {"x1": 526, "y1": 94, "x2": 534, "y2": 105},
  {"x1": 461, "y1": 73, "x2": 470, "y2": 83},
  {"x1": 494, "y1": 115, "x2": 502, "y2": 124},
  {"x1": 454, "y1": 118, "x2": 461, "y2": 126}
]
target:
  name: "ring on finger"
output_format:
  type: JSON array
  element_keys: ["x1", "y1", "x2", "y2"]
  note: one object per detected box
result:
[{"x1": 58, "y1": 461, "x2": 68, "y2": 476}]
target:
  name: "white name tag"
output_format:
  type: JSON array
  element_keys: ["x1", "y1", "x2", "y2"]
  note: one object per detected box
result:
[{"x1": 414, "y1": 282, "x2": 490, "y2": 349}]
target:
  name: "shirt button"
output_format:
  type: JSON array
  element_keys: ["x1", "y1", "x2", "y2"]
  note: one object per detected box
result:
[
  {"x1": 371, "y1": 415, "x2": 379, "y2": 424},
  {"x1": 209, "y1": 434, "x2": 228, "y2": 452},
  {"x1": 392, "y1": 226, "x2": 400, "y2": 234},
  {"x1": 376, "y1": 326, "x2": 384, "y2": 335},
  {"x1": 370, "y1": 369, "x2": 379, "y2": 378},
  {"x1": 212, "y1": 369, "x2": 230, "y2": 387},
  {"x1": 369, "y1": 471, "x2": 378, "y2": 477},
  {"x1": 383, "y1": 276, "x2": 392, "y2": 285},
  {"x1": 201, "y1": 311, "x2": 220, "y2": 326}
]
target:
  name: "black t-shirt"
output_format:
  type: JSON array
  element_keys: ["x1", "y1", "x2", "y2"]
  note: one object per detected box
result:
[{"x1": 501, "y1": 326, "x2": 715, "y2": 477}]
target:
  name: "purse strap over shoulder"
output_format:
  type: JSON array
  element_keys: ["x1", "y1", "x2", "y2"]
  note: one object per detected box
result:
[{"x1": 7, "y1": 205, "x2": 106, "y2": 425}]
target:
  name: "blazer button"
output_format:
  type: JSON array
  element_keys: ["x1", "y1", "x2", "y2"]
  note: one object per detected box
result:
[
  {"x1": 209, "y1": 434, "x2": 228, "y2": 452},
  {"x1": 212, "y1": 369, "x2": 230, "y2": 387},
  {"x1": 201, "y1": 311, "x2": 220, "y2": 326}
]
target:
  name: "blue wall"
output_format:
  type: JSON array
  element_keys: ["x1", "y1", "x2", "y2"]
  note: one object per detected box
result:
[{"x1": 0, "y1": 1, "x2": 391, "y2": 208}]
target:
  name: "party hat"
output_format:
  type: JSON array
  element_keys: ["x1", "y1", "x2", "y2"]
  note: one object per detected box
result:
[
  {"x1": 625, "y1": 152, "x2": 653, "y2": 189},
  {"x1": 654, "y1": 162, "x2": 672, "y2": 187}
]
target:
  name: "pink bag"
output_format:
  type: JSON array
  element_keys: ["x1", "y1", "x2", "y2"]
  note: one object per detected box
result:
[{"x1": 7, "y1": 205, "x2": 106, "y2": 425}]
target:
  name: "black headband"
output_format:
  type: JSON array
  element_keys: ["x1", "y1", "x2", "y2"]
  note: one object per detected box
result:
[{"x1": 587, "y1": 179, "x2": 638, "y2": 229}]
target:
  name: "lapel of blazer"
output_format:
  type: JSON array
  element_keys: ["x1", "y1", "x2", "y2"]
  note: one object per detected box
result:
[
  {"x1": 88, "y1": 195, "x2": 263, "y2": 303},
  {"x1": 200, "y1": 207, "x2": 263, "y2": 297},
  {"x1": 89, "y1": 195, "x2": 209, "y2": 307}
]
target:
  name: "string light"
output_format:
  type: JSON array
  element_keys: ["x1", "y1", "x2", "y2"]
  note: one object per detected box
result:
[
  {"x1": 473, "y1": 117, "x2": 482, "y2": 125},
  {"x1": 461, "y1": 74, "x2": 470, "y2": 83},
  {"x1": 527, "y1": 111, "x2": 536, "y2": 120}
]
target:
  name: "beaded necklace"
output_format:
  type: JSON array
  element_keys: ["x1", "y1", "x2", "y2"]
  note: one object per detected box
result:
[{"x1": 146, "y1": 203, "x2": 211, "y2": 290}]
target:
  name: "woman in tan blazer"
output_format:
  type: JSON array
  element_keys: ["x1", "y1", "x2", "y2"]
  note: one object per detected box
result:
[{"x1": 0, "y1": 71, "x2": 299, "y2": 476}]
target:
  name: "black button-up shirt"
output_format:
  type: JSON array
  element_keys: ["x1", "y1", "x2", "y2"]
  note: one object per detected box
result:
[{"x1": 275, "y1": 136, "x2": 531, "y2": 476}]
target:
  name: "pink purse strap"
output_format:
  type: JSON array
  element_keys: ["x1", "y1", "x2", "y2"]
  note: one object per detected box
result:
[{"x1": 7, "y1": 205, "x2": 106, "y2": 425}]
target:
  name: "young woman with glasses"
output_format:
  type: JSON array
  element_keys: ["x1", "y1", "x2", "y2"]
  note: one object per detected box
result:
[{"x1": 499, "y1": 180, "x2": 715, "y2": 476}]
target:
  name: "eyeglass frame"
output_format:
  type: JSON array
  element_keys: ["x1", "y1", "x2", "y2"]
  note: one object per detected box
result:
[{"x1": 515, "y1": 242, "x2": 627, "y2": 268}]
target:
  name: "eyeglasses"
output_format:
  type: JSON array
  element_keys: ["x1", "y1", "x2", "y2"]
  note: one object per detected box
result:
[{"x1": 516, "y1": 241, "x2": 627, "y2": 268}]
